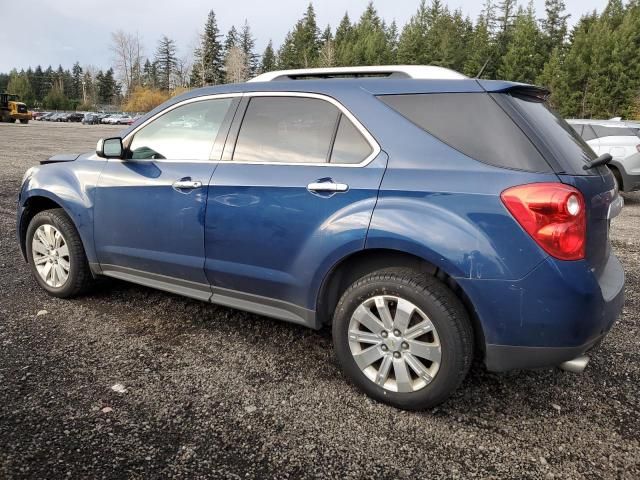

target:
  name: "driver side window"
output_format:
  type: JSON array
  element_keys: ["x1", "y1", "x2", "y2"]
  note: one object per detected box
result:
[{"x1": 128, "y1": 98, "x2": 233, "y2": 161}]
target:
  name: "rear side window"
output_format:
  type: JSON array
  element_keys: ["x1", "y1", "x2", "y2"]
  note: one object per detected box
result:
[
  {"x1": 504, "y1": 94, "x2": 597, "y2": 174},
  {"x1": 378, "y1": 93, "x2": 550, "y2": 172},
  {"x1": 592, "y1": 125, "x2": 640, "y2": 138},
  {"x1": 330, "y1": 115, "x2": 373, "y2": 164},
  {"x1": 233, "y1": 97, "x2": 339, "y2": 164}
]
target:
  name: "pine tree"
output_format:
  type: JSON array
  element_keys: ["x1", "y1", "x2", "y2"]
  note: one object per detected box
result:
[
  {"x1": 240, "y1": 20, "x2": 259, "y2": 77},
  {"x1": 192, "y1": 10, "x2": 224, "y2": 86},
  {"x1": 540, "y1": 0, "x2": 570, "y2": 51},
  {"x1": 334, "y1": 12, "x2": 354, "y2": 66},
  {"x1": 260, "y1": 40, "x2": 277, "y2": 73},
  {"x1": 386, "y1": 20, "x2": 399, "y2": 63},
  {"x1": 397, "y1": 0, "x2": 431, "y2": 64},
  {"x1": 318, "y1": 25, "x2": 335, "y2": 67},
  {"x1": 498, "y1": 4, "x2": 545, "y2": 83},
  {"x1": 463, "y1": 13, "x2": 494, "y2": 77},
  {"x1": 71, "y1": 62, "x2": 83, "y2": 101},
  {"x1": 154, "y1": 35, "x2": 177, "y2": 90},
  {"x1": 350, "y1": 2, "x2": 393, "y2": 65},
  {"x1": 278, "y1": 3, "x2": 321, "y2": 68},
  {"x1": 224, "y1": 26, "x2": 240, "y2": 54}
]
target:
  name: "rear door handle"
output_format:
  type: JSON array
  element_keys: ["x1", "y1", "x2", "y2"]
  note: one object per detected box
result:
[
  {"x1": 307, "y1": 182, "x2": 349, "y2": 193},
  {"x1": 173, "y1": 180, "x2": 202, "y2": 190}
]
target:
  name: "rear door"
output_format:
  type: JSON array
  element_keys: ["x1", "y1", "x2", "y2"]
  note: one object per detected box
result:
[
  {"x1": 204, "y1": 93, "x2": 387, "y2": 317},
  {"x1": 94, "y1": 96, "x2": 237, "y2": 293}
]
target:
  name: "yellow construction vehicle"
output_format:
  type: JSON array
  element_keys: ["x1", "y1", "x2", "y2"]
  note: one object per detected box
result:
[{"x1": 0, "y1": 93, "x2": 31, "y2": 124}]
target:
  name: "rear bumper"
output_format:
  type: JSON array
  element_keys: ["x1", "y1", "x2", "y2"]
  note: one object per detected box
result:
[
  {"x1": 457, "y1": 252, "x2": 625, "y2": 372},
  {"x1": 485, "y1": 335, "x2": 605, "y2": 372}
]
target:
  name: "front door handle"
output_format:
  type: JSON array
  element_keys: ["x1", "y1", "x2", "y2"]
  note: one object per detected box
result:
[
  {"x1": 307, "y1": 182, "x2": 349, "y2": 193},
  {"x1": 173, "y1": 179, "x2": 203, "y2": 190}
]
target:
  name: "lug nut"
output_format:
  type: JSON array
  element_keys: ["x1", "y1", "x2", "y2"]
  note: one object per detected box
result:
[
  {"x1": 393, "y1": 329, "x2": 401, "y2": 337},
  {"x1": 381, "y1": 331, "x2": 388, "y2": 338},
  {"x1": 401, "y1": 342, "x2": 409, "y2": 350},
  {"x1": 381, "y1": 345, "x2": 388, "y2": 352},
  {"x1": 393, "y1": 351, "x2": 401, "y2": 359}
]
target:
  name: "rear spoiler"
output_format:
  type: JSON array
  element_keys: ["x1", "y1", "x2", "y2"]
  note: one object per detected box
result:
[{"x1": 476, "y1": 80, "x2": 550, "y2": 101}]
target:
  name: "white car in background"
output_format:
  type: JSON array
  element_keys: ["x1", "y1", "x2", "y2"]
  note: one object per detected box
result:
[{"x1": 568, "y1": 119, "x2": 640, "y2": 192}]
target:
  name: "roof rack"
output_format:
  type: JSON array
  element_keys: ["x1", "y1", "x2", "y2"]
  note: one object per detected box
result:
[{"x1": 248, "y1": 65, "x2": 468, "y2": 82}]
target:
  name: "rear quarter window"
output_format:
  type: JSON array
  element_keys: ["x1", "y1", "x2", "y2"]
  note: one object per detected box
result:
[
  {"x1": 378, "y1": 93, "x2": 551, "y2": 173},
  {"x1": 592, "y1": 125, "x2": 639, "y2": 138}
]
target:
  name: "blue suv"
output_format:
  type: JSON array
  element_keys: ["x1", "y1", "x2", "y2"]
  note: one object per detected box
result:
[{"x1": 17, "y1": 66, "x2": 625, "y2": 409}]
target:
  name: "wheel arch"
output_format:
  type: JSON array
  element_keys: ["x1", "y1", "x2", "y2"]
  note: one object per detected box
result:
[{"x1": 316, "y1": 248, "x2": 486, "y2": 355}]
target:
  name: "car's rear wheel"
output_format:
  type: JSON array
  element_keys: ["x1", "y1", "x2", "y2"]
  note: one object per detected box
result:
[
  {"x1": 332, "y1": 268, "x2": 473, "y2": 410},
  {"x1": 26, "y1": 209, "x2": 94, "y2": 297}
]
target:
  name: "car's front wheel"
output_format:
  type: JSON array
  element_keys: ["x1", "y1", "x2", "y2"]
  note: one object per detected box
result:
[
  {"x1": 332, "y1": 268, "x2": 473, "y2": 410},
  {"x1": 26, "y1": 209, "x2": 94, "y2": 297}
]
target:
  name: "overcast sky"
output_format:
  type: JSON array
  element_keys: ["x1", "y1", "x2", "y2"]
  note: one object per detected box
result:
[{"x1": 1, "y1": 0, "x2": 607, "y2": 73}]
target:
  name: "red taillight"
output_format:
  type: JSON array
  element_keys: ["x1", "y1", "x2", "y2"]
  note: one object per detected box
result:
[{"x1": 501, "y1": 183, "x2": 586, "y2": 261}]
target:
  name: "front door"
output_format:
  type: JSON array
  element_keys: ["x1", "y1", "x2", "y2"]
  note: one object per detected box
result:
[
  {"x1": 94, "y1": 97, "x2": 237, "y2": 296},
  {"x1": 205, "y1": 94, "x2": 387, "y2": 317}
]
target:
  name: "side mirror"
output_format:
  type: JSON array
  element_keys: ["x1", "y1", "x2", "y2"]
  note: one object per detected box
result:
[{"x1": 96, "y1": 137, "x2": 123, "y2": 159}]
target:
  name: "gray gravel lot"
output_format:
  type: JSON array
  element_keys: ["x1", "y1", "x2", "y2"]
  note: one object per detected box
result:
[{"x1": 0, "y1": 121, "x2": 638, "y2": 479}]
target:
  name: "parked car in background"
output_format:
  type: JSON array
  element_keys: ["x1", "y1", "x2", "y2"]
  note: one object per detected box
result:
[
  {"x1": 17, "y1": 66, "x2": 625, "y2": 410},
  {"x1": 32, "y1": 111, "x2": 48, "y2": 120},
  {"x1": 115, "y1": 115, "x2": 134, "y2": 125},
  {"x1": 65, "y1": 112, "x2": 84, "y2": 123},
  {"x1": 37, "y1": 112, "x2": 53, "y2": 121},
  {"x1": 568, "y1": 119, "x2": 640, "y2": 191},
  {"x1": 100, "y1": 114, "x2": 116, "y2": 124},
  {"x1": 82, "y1": 113, "x2": 100, "y2": 125}
]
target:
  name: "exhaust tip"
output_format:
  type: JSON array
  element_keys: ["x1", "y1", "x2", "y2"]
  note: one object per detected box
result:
[{"x1": 559, "y1": 355, "x2": 590, "y2": 373}]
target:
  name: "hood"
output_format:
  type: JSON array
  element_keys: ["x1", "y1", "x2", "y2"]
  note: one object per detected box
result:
[{"x1": 40, "y1": 153, "x2": 82, "y2": 165}]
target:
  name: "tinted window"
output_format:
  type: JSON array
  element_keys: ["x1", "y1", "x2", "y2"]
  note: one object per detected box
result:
[
  {"x1": 378, "y1": 93, "x2": 550, "y2": 172},
  {"x1": 234, "y1": 97, "x2": 339, "y2": 164},
  {"x1": 592, "y1": 125, "x2": 639, "y2": 138},
  {"x1": 129, "y1": 98, "x2": 232, "y2": 160},
  {"x1": 330, "y1": 115, "x2": 373, "y2": 164},
  {"x1": 504, "y1": 94, "x2": 597, "y2": 174}
]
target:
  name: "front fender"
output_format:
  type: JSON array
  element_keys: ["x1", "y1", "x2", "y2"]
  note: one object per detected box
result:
[{"x1": 19, "y1": 158, "x2": 104, "y2": 264}]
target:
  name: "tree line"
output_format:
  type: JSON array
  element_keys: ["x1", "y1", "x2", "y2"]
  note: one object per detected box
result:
[{"x1": 1, "y1": 0, "x2": 639, "y2": 118}]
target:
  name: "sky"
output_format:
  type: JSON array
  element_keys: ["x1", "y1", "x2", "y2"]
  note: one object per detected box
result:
[{"x1": 0, "y1": 0, "x2": 607, "y2": 73}]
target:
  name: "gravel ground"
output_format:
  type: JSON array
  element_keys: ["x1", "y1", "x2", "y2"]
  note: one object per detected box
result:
[{"x1": 0, "y1": 121, "x2": 638, "y2": 479}]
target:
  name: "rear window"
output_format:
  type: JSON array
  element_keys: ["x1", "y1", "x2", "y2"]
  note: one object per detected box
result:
[
  {"x1": 592, "y1": 125, "x2": 640, "y2": 138},
  {"x1": 502, "y1": 93, "x2": 598, "y2": 175},
  {"x1": 378, "y1": 93, "x2": 550, "y2": 172}
]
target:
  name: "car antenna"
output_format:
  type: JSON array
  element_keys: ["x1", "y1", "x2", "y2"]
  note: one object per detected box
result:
[{"x1": 475, "y1": 58, "x2": 491, "y2": 79}]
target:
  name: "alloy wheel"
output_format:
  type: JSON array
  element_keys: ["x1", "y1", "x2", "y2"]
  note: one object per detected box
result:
[
  {"x1": 348, "y1": 295, "x2": 442, "y2": 393},
  {"x1": 31, "y1": 224, "x2": 70, "y2": 288}
]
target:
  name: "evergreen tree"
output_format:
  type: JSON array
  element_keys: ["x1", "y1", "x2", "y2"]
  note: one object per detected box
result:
[
  {"x1": 386, "y1": 20, "x2": 399, "y2": 63},
  {"x1": 278, "y1": 3, "x2": 321, "y2": 68},
  {"x1": 71, "y1": 62, "x2": 83, "y2": 101},
  {"x1": 154, "y1": 35, "x2": 178, "y2": 90},
  {"x1": 540, "y1": 0, "x2": 570, "y2": 51},
  {"x1": 191, "y1": 10, "x2": 225, "y2": 86},
  {"x1": 334, "y1": 13, "x2": 354, "y2": 66},
  {"x1": 240, "y1": 20, "x2": 259, "y2": 76},
  {"x1": 224, "y1": 26, "x2": 240, "y2": 54},
  {"x1": 96, "y1": 68, "x2": 118, "y2": 104},
  {"x1": 260, "y1": 40, "x2": 277, "y2": 73},
  {"x1": 349, "y1": 2, "x2": 393, "y2": 65},
  {"x1": 498, "y1": 4, "x2": 545, "y2": 84},
  {"x1": 463, "y1": 13, "x2": 493, "y2": 77}
]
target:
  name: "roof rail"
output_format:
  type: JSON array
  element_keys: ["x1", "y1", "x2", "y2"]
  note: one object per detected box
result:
[{"x1": 248, "y1": 65, "x2": 468, "y2": 82}]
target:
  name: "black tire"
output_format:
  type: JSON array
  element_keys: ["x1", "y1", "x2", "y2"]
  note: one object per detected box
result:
[
  {"x1": 25, "y1": 208, "x2": 94, "y2": 298},
  {"x1": 332, "y1": 267, "x2": 473, "y2": 410},
  {"x1": 20, "y1": 119, "x2": 28, "y2": 124}
]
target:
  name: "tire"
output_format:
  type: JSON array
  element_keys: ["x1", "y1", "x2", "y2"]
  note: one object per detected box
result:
[
  {"x1": 332, "y1": 267, "x2": 473, "y2": 410},
  {"x1": 9, "y1": 118, "x2": 16, "y2": 123},
  {"x1": 20, "y1": 119, "x2": 28, "y2": 124},
  {"x1": 25, "y1": 208, "x2": 94, "y2": 298}
]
